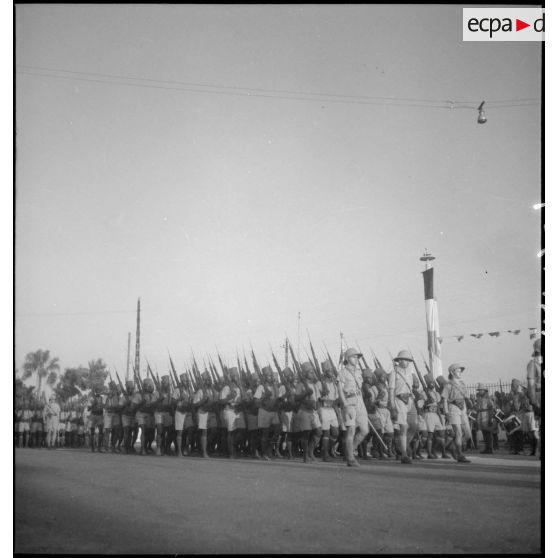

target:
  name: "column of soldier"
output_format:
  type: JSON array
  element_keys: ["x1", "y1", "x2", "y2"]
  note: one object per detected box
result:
[{"x1": 14, "y1": 340, "x2": 542, "y2": 465}]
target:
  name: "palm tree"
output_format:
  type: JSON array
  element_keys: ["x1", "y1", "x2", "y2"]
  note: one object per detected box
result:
[{"x1": 22, "y1": 349, "x2": 60, "y2": 398}]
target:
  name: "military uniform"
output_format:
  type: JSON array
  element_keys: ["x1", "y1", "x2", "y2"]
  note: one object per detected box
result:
[{"x1": 338, "y1": 348, "x2": 369, "y2": 467}]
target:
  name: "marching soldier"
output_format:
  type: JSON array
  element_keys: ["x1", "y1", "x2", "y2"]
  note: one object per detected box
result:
[
  {"x1": 441, "y1": 363, "x2": 471, "y2": 463},
  {"x1": 254, "y1": 366, "x2": 281, "y2": 460},
  {"x1": 318, "y1": 360, "x2": 340, "y2": 462},
  {"x1": 338, "y1": 348, "x2": 369, "y2": 467},
  {"x1": 474, "y1": 383, "x2": 495, "y2": 454},
  {"x1": 58, "y1": 402, "x2": 67, "y2": 448},
  {"x1": 193, "y1": 372, "x2": 217, "y2": 458},
  {"x1": 279, "y1": 367, "x2": 297, "y2": 459},
  {"x1": 30, "y1": 399, "x2": 44, "y2": 448},
  {"x1": 245, "y1": 372, "x2": 261, "y2": 459},
  {"x1": 372, "y1": 368, "x2": 394, "y2": 458},
  {"x1": 506, "y1": 379, "x2": 530, "y2": 455},
  {"x1": 17, "y1": 398, "x2": 32, "y2": 448},
  {"x1": 138, "y1": 378, "x2": 157, "y2": 455},
  {"x1": 154, "y1": 375, "x2": 174, "y2": 456},
  {"x1": 219, "y1": 367, "x2": 246, "y2": 458},
  {"x1": 294, "y1": 362, "x2": 322, "y2": 463},
  {"x1": 120, "y1": 380, "x2": 138, "y2": 454},
  {"x1": 43, "y1": 395, "x2": 61, "y2": 449},
  {"x1": 526, "y1": 338, "x2": 542, "y2": 458},
  {"x1": 88, "y1": 386, "x2": 105, "y2": 452},
  {"x1": 172, "y1": 373, "x2": 195, "y2": 456},
  {"x1": 103, "y1": 382, "x2": 120, "y2": 452},
  {"x1": 388, "y1": 350, "x2": 420, "y2": 464},
  {"x1": 362, "y1": 368, "x2": 379, "y2": 459}
]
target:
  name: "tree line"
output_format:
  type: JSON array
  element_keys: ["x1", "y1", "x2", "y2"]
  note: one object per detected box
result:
[{"x1": 15, "y1": 349, "x2": 110, "y2": 401}]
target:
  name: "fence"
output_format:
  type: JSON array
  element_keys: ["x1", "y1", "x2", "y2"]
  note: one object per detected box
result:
[{"x1": 464, "y1": 381, "x2": 512, "y2": 398}]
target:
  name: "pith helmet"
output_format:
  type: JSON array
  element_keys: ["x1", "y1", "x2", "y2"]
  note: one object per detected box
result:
[
  {"x1": 344, "y1": 348, "x2": 362, "y2": 360},
  {"x1": 228, "y1": 367, "x2": 239, "y2": 380},
  {"x1": 201, "y1": 371, "x2": 211, "y2": 381},
  {"x1": 476, "y1": 383, "x2": 487, "y2": 392},
  {"x1": 362, "y1": 368, "x2": 374, "y2": 380},
  {"x1": 448, "y1": 363, "x2": 465, "y2": 375},
  {"x1": 179, "y1": 373, "x2": 189, "y2": 383},
  {"x1": 262, "y1": 366, "x2": 273, "y2": 376},
  {"x1": 393, "y1": 350, "x2": 413, "y2": 362},
  {"x1": 125, "y1": 380, "x2": 135, "y2": 390},
  {"x1": 161, "y1": 375, "x2": 170, "y2": 384}
]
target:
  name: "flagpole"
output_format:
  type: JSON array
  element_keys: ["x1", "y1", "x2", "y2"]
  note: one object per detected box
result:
[{"x1": 420, "y1": 250, "x2": 443, "y2": 377}]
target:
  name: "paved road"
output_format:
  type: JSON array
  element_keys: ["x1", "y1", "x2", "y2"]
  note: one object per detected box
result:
[{"x1": 15, "y1": 449, "x2": 541, "y2": 554}]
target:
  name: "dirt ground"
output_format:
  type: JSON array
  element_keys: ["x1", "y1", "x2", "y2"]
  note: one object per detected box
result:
[{"x1": 15, "y1": 448, "x2": 541, "y2": 554}]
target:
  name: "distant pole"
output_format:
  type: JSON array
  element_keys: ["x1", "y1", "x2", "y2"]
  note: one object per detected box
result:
[
  {"x1": 126, "y1": 332, "x2": 131, "y2": 382},
  {"x1": 284, "y1": 337, "x2": 289, "y2": 369},
  {"x1": 297, "y1": 312, "x2": 301, "y2": 360},
  {"x1": 134, "y1": 298, "x2": 141, "y2": 380}
]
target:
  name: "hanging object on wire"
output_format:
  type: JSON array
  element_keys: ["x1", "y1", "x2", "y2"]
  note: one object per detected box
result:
[{"x1": 477, "y1": 101, "x2": 487, "y2": 124}]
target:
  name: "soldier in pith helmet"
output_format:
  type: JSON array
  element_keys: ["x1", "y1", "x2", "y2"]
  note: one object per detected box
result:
[
  {"x1": 318, "y1": 360, "x2": 340, "y2": 462},
  {"x1": 338, "y1": 348, "x2": 369, "y2": 467}
]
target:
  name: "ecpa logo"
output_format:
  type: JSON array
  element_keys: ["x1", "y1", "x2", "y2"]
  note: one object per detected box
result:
[{"x1": 463, "y1": 8, "x2": 544, "y2": 41}]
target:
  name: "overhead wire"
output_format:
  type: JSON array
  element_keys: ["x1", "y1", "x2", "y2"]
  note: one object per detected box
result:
[{"x1": 16, "y1": 64, "x2": 540, "y2": 110}]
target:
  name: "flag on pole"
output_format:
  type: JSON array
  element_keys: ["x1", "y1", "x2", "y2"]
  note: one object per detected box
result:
[{"x1": 422, "y1": 267, "x2": 443, "y2": 377}]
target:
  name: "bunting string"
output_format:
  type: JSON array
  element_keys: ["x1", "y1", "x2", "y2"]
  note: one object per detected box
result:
[{"x1": 437, "y1": 328, "x2": 542, "y2": 344}]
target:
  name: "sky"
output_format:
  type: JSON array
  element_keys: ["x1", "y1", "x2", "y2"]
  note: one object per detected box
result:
[{"x1": 14, "y1": 4, "x2": 543, "y2": 387}]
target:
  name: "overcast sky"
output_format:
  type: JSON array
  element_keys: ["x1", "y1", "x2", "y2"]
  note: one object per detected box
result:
[{"x1": 15, "y1": 4, "x2": 542, "y2": 385}]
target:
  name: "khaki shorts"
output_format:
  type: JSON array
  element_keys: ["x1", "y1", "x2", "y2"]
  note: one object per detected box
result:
[
  {"x1": 135, "y1": 412, "x2": 154, "y2": 428},
  {"x1": 154, "y1": 411, "x2": 173, "y2": 427},
  {"x1": 174, "y1": 411, "x2": 194, "y2": 431},
  {"x1": 394, "y1": 398, "x2": 414, "y2": 426},
  {"x1": 246, "y1": 413, "x2": 259, "y2": 431},
  {"x1": 343, "y1": 405, "x2": 369, "y2": 434},
  {"x1": 18, "y1": 421, "x2": 30, "y2": 433},
  {"x1": 90, "y1": 414, "x2": 104, "y2": 429},
  {"x1": 121, "y1": 414, "x2": 137, "y2": 428},
  {"x1": 376, "y1": 407, "x2": 394, "y2": 435},
  {"x1": 197, "y1": 411, "x2": 218, "y2": 430},
  {"x1": 257, "y1": 408, "x2": 280, "y2": 429},
  {"x1": 319, "y1": 407, "x2": 339, "y2": 432},
  {"x1": 448, "y1": 403, "x2": 468, "y2": 426},
  {"x1": 224, "y1": 408, "x2": 246, "y2": 432},
  {"x1": 297, "y1": 409, "x2": 321, "y2": 432}
]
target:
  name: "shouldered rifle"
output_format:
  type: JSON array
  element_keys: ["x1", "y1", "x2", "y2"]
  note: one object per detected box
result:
[
  {"x1": 325, "y1": 348, "x2": 348, "y2": 407},
  {"x1": 356, "y1": 342, "x2": 371, "y2": 371},
  {"x1": 114, "y1": 369, "x2": 125, "y2": 393},
  {"x1": 270, "y1": 345, "x2": 285, "y2": 384},
  {"x1": 250, "y1": 345, "x2": 263, "y2": 381},
  {"x1": 146, "y1": 360, "x2": 161, "y2": 391},
  {"x1": 168, "y1": 351, "x2": 181, "y2": 388},
  {"x1": 406, "y1": 347, "x2": 428, "y2": 393},
  {"x1": 288, "y1": 340, "x2": 303, "y2": 380},
  {"x1": 307, "y1": 333, "x2": 325, "y2": 383},
  {"x1": 243, "y1": 348, "x2": 253, "y2": 379}
]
